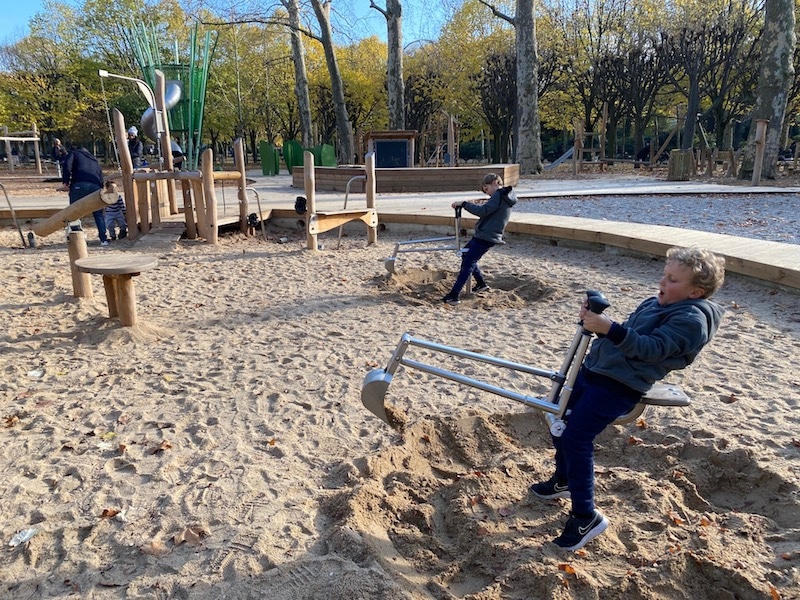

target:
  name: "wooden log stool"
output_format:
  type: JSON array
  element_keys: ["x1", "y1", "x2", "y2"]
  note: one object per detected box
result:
[{"x1": 74, "y1": 255, "x2": 158, "y2": 327}]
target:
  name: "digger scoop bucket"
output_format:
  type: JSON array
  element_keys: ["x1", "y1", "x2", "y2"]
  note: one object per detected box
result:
[{"x1": 361, "y1": 368, "x2": 393, "y2": 424}]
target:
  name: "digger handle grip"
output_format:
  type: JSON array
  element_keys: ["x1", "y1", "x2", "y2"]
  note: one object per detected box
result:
[{"x1": 585, "y1": 290, "x2": 610, "y2": 314}]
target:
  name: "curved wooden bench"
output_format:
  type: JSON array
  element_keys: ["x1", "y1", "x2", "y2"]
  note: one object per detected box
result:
[{"x1": 74, "y1": 255, "x2": 158, "y2": 326}]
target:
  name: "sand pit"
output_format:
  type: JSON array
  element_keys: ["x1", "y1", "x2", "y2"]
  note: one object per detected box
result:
[{"x1": 0, "y1": 224, "x2": 798, "y2": 599}]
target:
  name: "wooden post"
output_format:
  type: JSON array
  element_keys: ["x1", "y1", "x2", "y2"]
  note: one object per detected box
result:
[
  {"x1": 67, "y1": 231, "x2": 92, "y2": 298},
  {"x1": 192, "y1": 179, "x2": 207, "y2": 240},
  {"x1": 572, "y1": 118, "x2": 584, "y2": 175},
  {"x1": 365, "y1": 151, "x2": 377, "y2": 245},
  {"x1": 233, "y1": 138, "x2": 248, "y2": 234},
  {"x1": 201, "y1": 148, "x2": 218, "y2": 244},
  {"x1": 668, "y1": 149, "x2": 695, "y2": 181},
  {"x1": 751, "y1": 119, "x2": 769, "y2": 185},
  {"x1": 115, "y1": 276, "x2": 137, "y2": 326},
  {"x1": 304, "y1": 151, "x2": 318, "y2": 251},
  {"x1": 32, "y1": 123, "x2": 43, "y2": 175},
  {"x1": 136, "y1": 179, "x2": 150, "y2": 234},
  {"x1": 155, "y1": 70, "x2": 178, "y2": 214},
  {"x1": 181, "y1": 179, "x2": 197, "y2": 239},
  {"x1": 112, "y1": 109, "x2": 139, "y2": 240}
]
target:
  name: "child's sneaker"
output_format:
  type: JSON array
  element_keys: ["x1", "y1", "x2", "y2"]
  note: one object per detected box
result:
[
  {"x1": 442, "y1": 295, "x2": 460, "y2": 305},
  {"x1": 100, "y1": 240, "x2": 109, "y2": 247},
  {"x1": 530, "y1": 476, "x2": 570, "y2": 500},
  {"x1": 119, "y1": 230, "x2": 128, "y2": 239},
  {"x1": 553, "y1": 510, "x2": 609, "y2": 551},
  {"x1": 473, "y1": 283, "x2": 490, "y2": 293}
]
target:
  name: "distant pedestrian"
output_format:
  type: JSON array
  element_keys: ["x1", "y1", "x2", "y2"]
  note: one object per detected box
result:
[
  {"x1": 128, "y1": 126, "x2": 144, "y2": 168},
  {"x1": 103, "y1": 181, "x2": 127, "y2": 241}
]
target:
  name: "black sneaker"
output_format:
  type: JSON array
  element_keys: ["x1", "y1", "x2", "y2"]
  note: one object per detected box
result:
[
  {"x1": 442, "y1": 295, "x2": 460, "y2": 305},
  {"x1": 530, "y1": 476, "x2": 570, "y2": 500},
  {"x1": 554, "y1": 510, "x2": 609, "y2": 551},
  {"x1": 473, "y1": 283, "x2": 490, "y2": 293}
]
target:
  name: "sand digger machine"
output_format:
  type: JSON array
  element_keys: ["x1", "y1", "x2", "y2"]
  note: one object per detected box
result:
[
  {"x1": 384, "y1": 207, "x2": 465, "y2": 276},
  {"x1": 361, "y1": 290, "x2": 690, "y2": 433}
]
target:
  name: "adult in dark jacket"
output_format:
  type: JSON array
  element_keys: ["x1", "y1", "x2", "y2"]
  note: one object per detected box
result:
[
  {"x1": 128, "y1": 126, "x2": 144, "y2": 168},
  {"x1": 57, "y1": 146, "x2": 108, "y2": 245},
  {"x1": 442, "y1": 173, "x2": 517, "y2": 305}
]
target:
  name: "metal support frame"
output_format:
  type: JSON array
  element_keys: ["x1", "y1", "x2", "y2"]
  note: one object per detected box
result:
[
  {"x1": 384, "y1": 207, "x2": 464, "y2": 274},
  {"x1": 361, "y1": 291, "x2": 690, "y2": 429}
]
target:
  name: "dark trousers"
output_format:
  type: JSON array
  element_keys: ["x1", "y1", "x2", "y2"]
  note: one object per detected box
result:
[
  {"x1": 552, "y1": 368, "x2": 641, "y2": 515},
  {"x1": 447, "y1": 237, "x2": 494, "y2": 298},
  {"x1": 69, "y1": 182, "x2": 106, "y2": 243}
]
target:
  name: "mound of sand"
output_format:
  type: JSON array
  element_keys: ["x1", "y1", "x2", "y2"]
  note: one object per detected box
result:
[{"x1": 0, "y1": 224, "x2": 798, "y2": 599}]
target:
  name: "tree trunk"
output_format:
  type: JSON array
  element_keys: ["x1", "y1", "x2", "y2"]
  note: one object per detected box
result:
[
  {"x1": 386, "y1": 0, "x2": 405, "y2": 130},
  {"x1": 310, "y1": 0, "x2": 355, "y2": 164},
  {"x1": 740, "y1": 0, "x2": 796, "y2": 180},
  {"x1": 284, "y1": 0, "x2": 314, "y2": 148},
  {"x1": 681, "y1": 74, "x2": 700, "y2": 150},
  {"x1": 514, "y1": 0, "x2": 542, "y2": 174}
]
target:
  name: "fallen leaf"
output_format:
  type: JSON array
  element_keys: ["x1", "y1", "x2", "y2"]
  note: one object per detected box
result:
[
  {"x1": 780, "y1": 552, "x2": 792, "y2": 560},
  {"x1": 173, "y1": 525, "x2": 209, "y2": 546},
  {"x1": 699, "y1": 516, "x2": 712, "y2": 526},
  {"x1": 4, "y1": 415, "x2": 19, "y2": 428},
  {"x1": 575, "y1": 549, "x2": 587, "y2": 557},
  {"x1": 558, "y1": 563, "x2": 577, "y2": 575},
  {"x1": 672, "y1": 470, "x2": 685, "y2": 478},
  {"x1": 100, "y1": 432, "x2": 116, "y2": 441},
  {"x1": 101, "y1": 508, "x2": 120, "y2": 519},
  {"x1": 267, "y1": 438, "x2": 276, "y2": 446},
  {"x1": 628, "y1": 436, "x2": 643, "y2": 445},
  {"x1": 667, "y1": 511, "x2": 684, "y2": 525},
  {"x1": 151, "y1": 440, "x2": 172, "y2": 454},
  {"x1": 721, "y1": 394, "x2": 738, "y2": 404},
  {"x1": 635, "y1": 417, "x2": 648, "y2": 429}
]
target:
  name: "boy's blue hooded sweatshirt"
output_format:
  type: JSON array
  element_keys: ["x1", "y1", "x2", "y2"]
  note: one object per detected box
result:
[
  {"x1": 584, "y1": 296, "x2": 724, "y2": 393},
  {"x1": 462, "y1": 185, "x2": 517, "y2": 244}
]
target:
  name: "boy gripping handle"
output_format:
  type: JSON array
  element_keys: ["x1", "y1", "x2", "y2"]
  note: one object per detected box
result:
[{"x1": 531, "y1": 246, "x2": 726, "y2": 551}]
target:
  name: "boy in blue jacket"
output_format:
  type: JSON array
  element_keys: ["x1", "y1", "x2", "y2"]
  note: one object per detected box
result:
[
  {"x1": 443, "y1": 173, "x2": 517, "y2": 305},
  {"x1": 531, "y1": 246, "x2": 726, "y2": 550}
]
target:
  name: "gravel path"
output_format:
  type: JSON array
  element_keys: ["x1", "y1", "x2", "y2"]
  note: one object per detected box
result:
[{"x1": 516, "y1": 193, "x2": 799, "y2": 245}]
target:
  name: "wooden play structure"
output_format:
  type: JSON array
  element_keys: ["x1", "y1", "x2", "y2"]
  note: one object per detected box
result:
[
  {"x1": 303, "y1": 150, "x2": 378, "y2": 250},
  {"x1": 108, "y1": 78, "x2": 256, "y2": 246},
  {"x1": 1, "y1": 124, "x2": 44, "y2": 174}
]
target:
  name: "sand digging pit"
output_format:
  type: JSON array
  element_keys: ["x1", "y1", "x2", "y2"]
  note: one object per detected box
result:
[{"x1": 320, "y1": 411, "x2": 798, "y2": 599}]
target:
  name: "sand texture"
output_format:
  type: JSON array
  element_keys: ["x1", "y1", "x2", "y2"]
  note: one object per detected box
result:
[{"x1": 0, "y1": 223, "x2": 798, "y2": 600}]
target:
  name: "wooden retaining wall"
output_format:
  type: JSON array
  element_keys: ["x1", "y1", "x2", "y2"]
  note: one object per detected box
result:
[{"x1": 291, "y1": 164, "x2": 520, "y2": 193}]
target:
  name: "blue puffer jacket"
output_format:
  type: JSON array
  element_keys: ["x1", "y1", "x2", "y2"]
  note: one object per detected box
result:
[
  {"x1": 463, "y1": 186, "x2": 517, "y2": 244},
  {"x1": 584, "y1": 296, "x2": 724, "y2": 393}
]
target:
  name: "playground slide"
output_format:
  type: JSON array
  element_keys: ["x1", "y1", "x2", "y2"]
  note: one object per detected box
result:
[
  {"x1": 140, "y1": 80, "x2": 183, "y2": 140},
  {"x1": 544, "y1": 147, "x2": 574, "y2": 170}
]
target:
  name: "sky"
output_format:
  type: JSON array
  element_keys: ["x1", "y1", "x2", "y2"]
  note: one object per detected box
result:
[
  {"x1": 0, "y1": 2, "x2": 46, "y2": 43},
  {"x1": 0, "y1": 0, "x2": 446, "y2": 46}
]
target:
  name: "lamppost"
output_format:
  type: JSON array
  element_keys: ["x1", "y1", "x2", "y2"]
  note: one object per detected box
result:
[{"x1": 98, "y1": 69, "x2": 164, "y2": 140}]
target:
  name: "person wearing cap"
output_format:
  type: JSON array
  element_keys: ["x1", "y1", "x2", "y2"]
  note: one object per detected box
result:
[{"x1": 128, "y1": 126, "x2": 143, "y2": 168}]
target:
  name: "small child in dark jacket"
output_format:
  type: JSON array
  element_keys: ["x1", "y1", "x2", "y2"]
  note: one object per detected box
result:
[
  {"x1": 103, "y1": 181, "x2": 128, "y2": 240},
  {"x1": 530, "y1": 246, "x2": 726, "y2": 551},
  {"x1": 442, "y1": 173, "x2": 517, "y2": 305}
]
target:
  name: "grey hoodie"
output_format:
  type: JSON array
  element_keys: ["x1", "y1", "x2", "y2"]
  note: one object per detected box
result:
[
  {"x1": 584, "y1": 296, "x2": 725, "y2": 393},
  {"x1": 462, "y1": 185, "x2": 518, "y2": 244}
]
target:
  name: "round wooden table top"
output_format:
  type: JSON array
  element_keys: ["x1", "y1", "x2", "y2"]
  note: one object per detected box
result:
[{"x1": 74, "y1": 254, "x2": 158, "y2": 275}]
